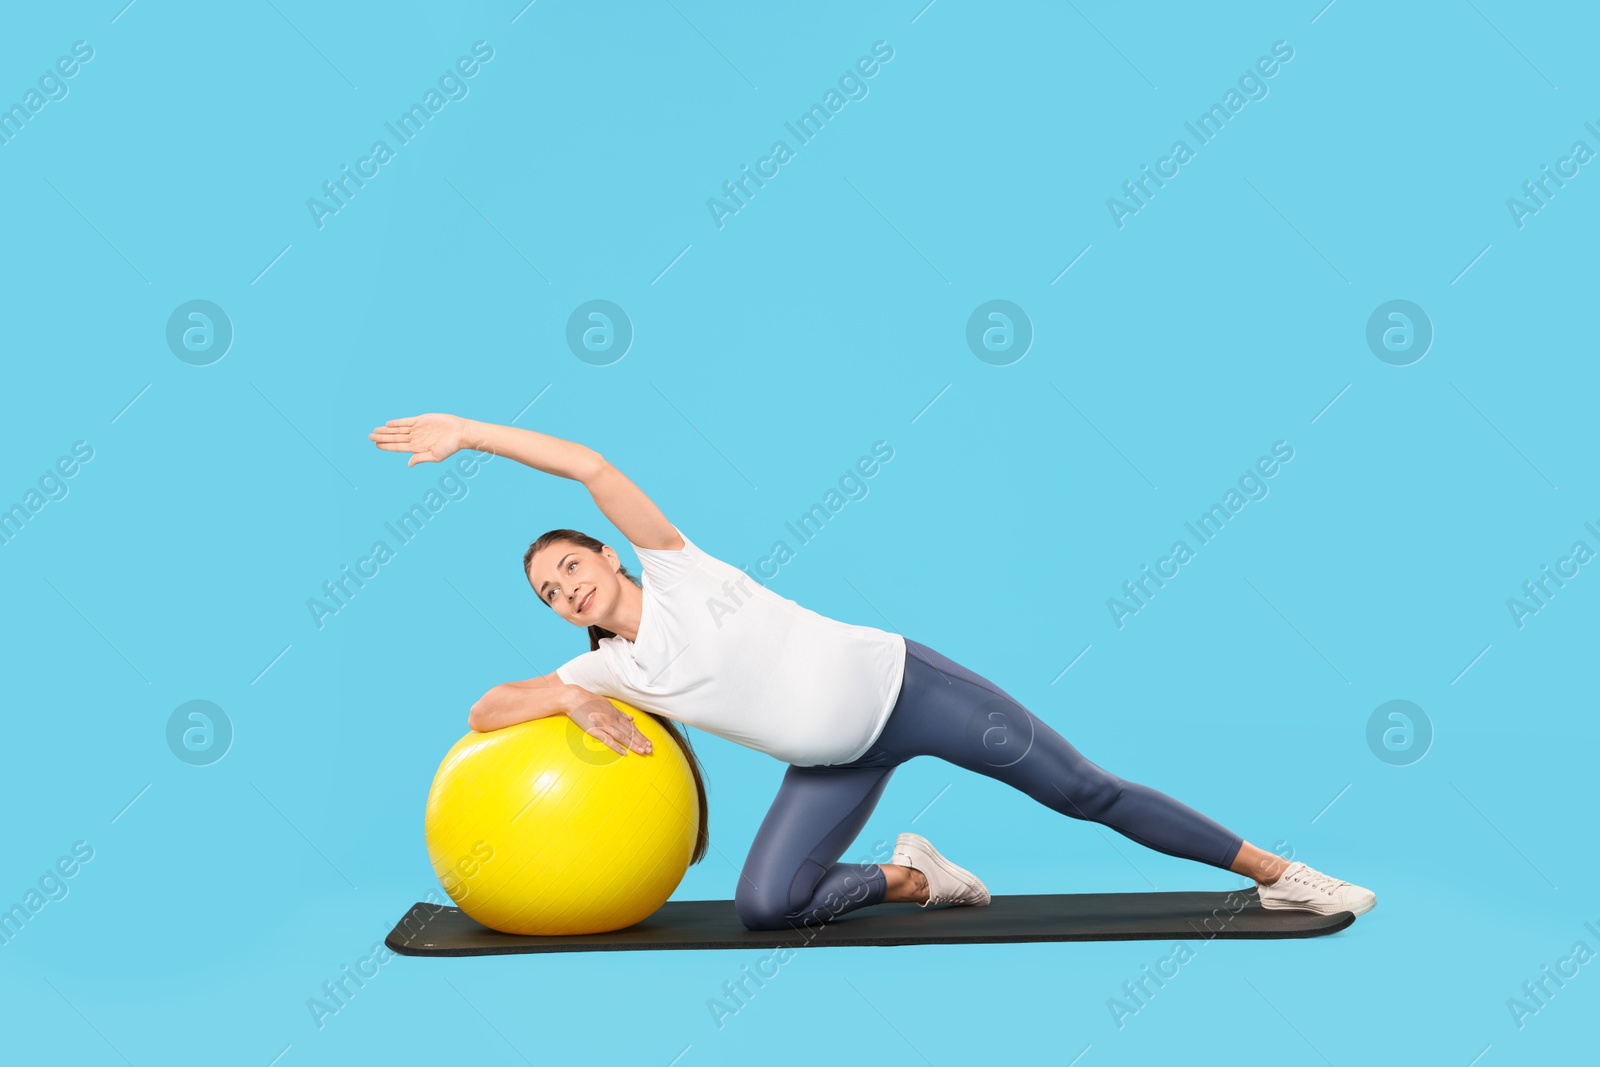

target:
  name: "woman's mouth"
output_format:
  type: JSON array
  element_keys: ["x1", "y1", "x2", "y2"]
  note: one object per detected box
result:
[{"x1": 578, "y1": 590, "x2": 594, "y2": 614}]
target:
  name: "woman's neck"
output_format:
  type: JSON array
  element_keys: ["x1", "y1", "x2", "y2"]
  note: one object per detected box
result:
[{"x1": 608, "y1": 580, "x2": 644, "y2": 643}]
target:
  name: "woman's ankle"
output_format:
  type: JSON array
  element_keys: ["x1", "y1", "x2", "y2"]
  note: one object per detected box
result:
[
  {"x1": 1231, "y1": 842, "x2": 1290, "y2": 886},
  {"x1": 878, "y1": 863, "x2": 928, "y2": 903}
]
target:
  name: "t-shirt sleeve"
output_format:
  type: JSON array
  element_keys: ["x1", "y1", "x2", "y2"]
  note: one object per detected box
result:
[
  {"x1": 630, "y1": 524, "x2": 702, "y2": 590},
  {"x1": 554, "y1": 649, "x2": 619, "y2": 694}
]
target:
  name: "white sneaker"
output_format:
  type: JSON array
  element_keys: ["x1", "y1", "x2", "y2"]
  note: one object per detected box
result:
[
  {"x1": 892, "y1": 832, "x2": 991, "y2": 908},
  {"x1": 1257, "y1": 860, "x2": 1376, "y2": 917}
]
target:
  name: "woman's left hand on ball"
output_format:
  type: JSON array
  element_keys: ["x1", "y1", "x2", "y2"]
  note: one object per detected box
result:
[{"x1": 568, "y1": 694, "x2": 653, "y2": 756}]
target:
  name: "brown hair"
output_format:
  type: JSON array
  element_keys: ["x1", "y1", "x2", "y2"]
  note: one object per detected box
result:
[{"x1": 524, "y1": 529, "x2": 709, "y2": 865}]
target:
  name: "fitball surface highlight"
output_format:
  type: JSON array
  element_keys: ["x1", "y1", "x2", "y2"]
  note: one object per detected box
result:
[{"x1": 424, "y1": 700, "x2": 698, "y2": 936}]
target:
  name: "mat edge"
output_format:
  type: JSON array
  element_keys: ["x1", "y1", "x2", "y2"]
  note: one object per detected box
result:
[{"x1": 384, "y1": 900, "x2": 1355, "y2": 957}]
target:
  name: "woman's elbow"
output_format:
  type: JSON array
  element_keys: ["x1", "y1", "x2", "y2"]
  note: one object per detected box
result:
[
  {"x1": 467, "y1": 689, "x2": 498, "y2": 732},
  {"x1": 578, "y1": 452, "x2": 610, "y2": 485}
]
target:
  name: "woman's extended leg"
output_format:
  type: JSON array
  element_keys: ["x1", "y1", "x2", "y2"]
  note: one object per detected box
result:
[
  {"x1": 735, "y1": 761, "x2": 900, "y2": 932},
  {"x1": 879, "y1": 640, "x2": 1247, "y2": 871}
]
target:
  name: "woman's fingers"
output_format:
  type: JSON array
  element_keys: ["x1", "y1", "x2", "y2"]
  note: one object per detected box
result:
[
  {"x1": 587, "y1": 716, "x2": 651, "y2": 756},
  {"x1": 370, "y1": 427, "x2": 419, "y2": 453},
  {"x1": 621, "y1": 719, "x2": 652, "y2": 755},
  {"x1": 369, "y1": 417, "x2": 419, "y2": 448}
]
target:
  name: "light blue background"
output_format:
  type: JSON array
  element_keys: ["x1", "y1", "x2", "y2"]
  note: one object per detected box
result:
[{"x1": 2, "y1": 1, "x2": 1595, "y2": 1063}]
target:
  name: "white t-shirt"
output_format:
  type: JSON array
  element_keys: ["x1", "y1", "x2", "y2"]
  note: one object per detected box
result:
[{"x1": 553, "y1": 526, "x2": 906, "y2": 767}]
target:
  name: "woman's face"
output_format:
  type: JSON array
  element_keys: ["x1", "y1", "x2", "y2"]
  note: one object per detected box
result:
[{"x1": 529, "y1": 542, "x2": 616, "y2": 626}]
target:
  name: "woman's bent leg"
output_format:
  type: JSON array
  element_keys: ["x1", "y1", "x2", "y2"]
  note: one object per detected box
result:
[
  {"x1": 735, "y1": 762, "x2": 895, "y2": 932},
  {"x1": 884, "y1": 641, "x2": 1244, "y2": 870}
]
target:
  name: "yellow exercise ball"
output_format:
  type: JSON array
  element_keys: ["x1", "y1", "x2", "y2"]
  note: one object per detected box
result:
[{"x1": 424, "y1": 700, "x2": 698, "y2": 936}]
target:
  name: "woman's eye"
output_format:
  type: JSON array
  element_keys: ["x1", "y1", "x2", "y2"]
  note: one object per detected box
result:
[{"x1": 547, "y1": 561, "x2": 576, "y2": 602}]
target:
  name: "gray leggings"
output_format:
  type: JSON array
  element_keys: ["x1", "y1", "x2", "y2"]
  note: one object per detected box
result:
[{"x1": 734, "y1": 639, "x2": 1246, "y2": 932}]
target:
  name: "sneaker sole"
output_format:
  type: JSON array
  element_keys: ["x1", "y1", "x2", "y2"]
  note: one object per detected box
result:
[
  {"x1": 1258, "y1": 892, "x2": 1376, "y2": 918},
  {"x1": 895, "y1": 832, "x2": 991, "y2": 906}
]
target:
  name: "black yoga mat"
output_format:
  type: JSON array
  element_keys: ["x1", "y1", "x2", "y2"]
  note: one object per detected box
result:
[{"x1": 385, "y1": 889, "x2": 1354, "y2": 956}]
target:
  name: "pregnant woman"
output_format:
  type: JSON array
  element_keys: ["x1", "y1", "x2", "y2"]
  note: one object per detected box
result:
[{"x1": 370, "y1": 413, "x2": 1377, "y2": 932}]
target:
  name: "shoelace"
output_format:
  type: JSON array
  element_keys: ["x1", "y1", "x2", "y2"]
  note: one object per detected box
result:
[{"x1": 1290, "y1": 865, "x2": 1351, "y2": 896}]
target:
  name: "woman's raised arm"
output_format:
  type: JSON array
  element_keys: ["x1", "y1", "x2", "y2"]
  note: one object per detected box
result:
[
  {"x1": 369, "y1": 414, "x2": 682, "y2": 551},
  {"x1": 369, "y1": 414, "x2": 602, "y2": 481}
]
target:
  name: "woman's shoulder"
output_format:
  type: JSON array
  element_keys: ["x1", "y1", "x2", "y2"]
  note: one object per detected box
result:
[
  {"x1": 632, "y1": 526, "x2": 712, "y2": 589},
  {"x1": 630, "y1": 525, "x2": 700, "y2": 559}
]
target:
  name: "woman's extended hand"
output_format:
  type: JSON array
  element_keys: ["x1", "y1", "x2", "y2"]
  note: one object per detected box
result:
[
  {"x1": 369, "y1": 413, "x2": 471, "y2": 467},
  {"x1": 566, "y1": 690, "x2": 654, "y2": 757}
]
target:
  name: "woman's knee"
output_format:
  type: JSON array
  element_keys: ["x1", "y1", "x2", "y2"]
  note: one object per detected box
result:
[
  {"x1": 735, "y1": 896, "x2": 793, "y2": 932},
  {"x1": 1057, "y1": 763, "x2": 1126, "y2": 821},
  {"x1": 734, "y1": 861, "x2": 815, "y2": 931},
  {"x1": 735, "y1": 877, "x2": 786, "y2": 930}
]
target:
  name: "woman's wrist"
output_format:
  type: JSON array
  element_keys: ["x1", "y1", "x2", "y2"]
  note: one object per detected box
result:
[{"x1": 459, "y1": 417, "x2": 494, "y2": 453}]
